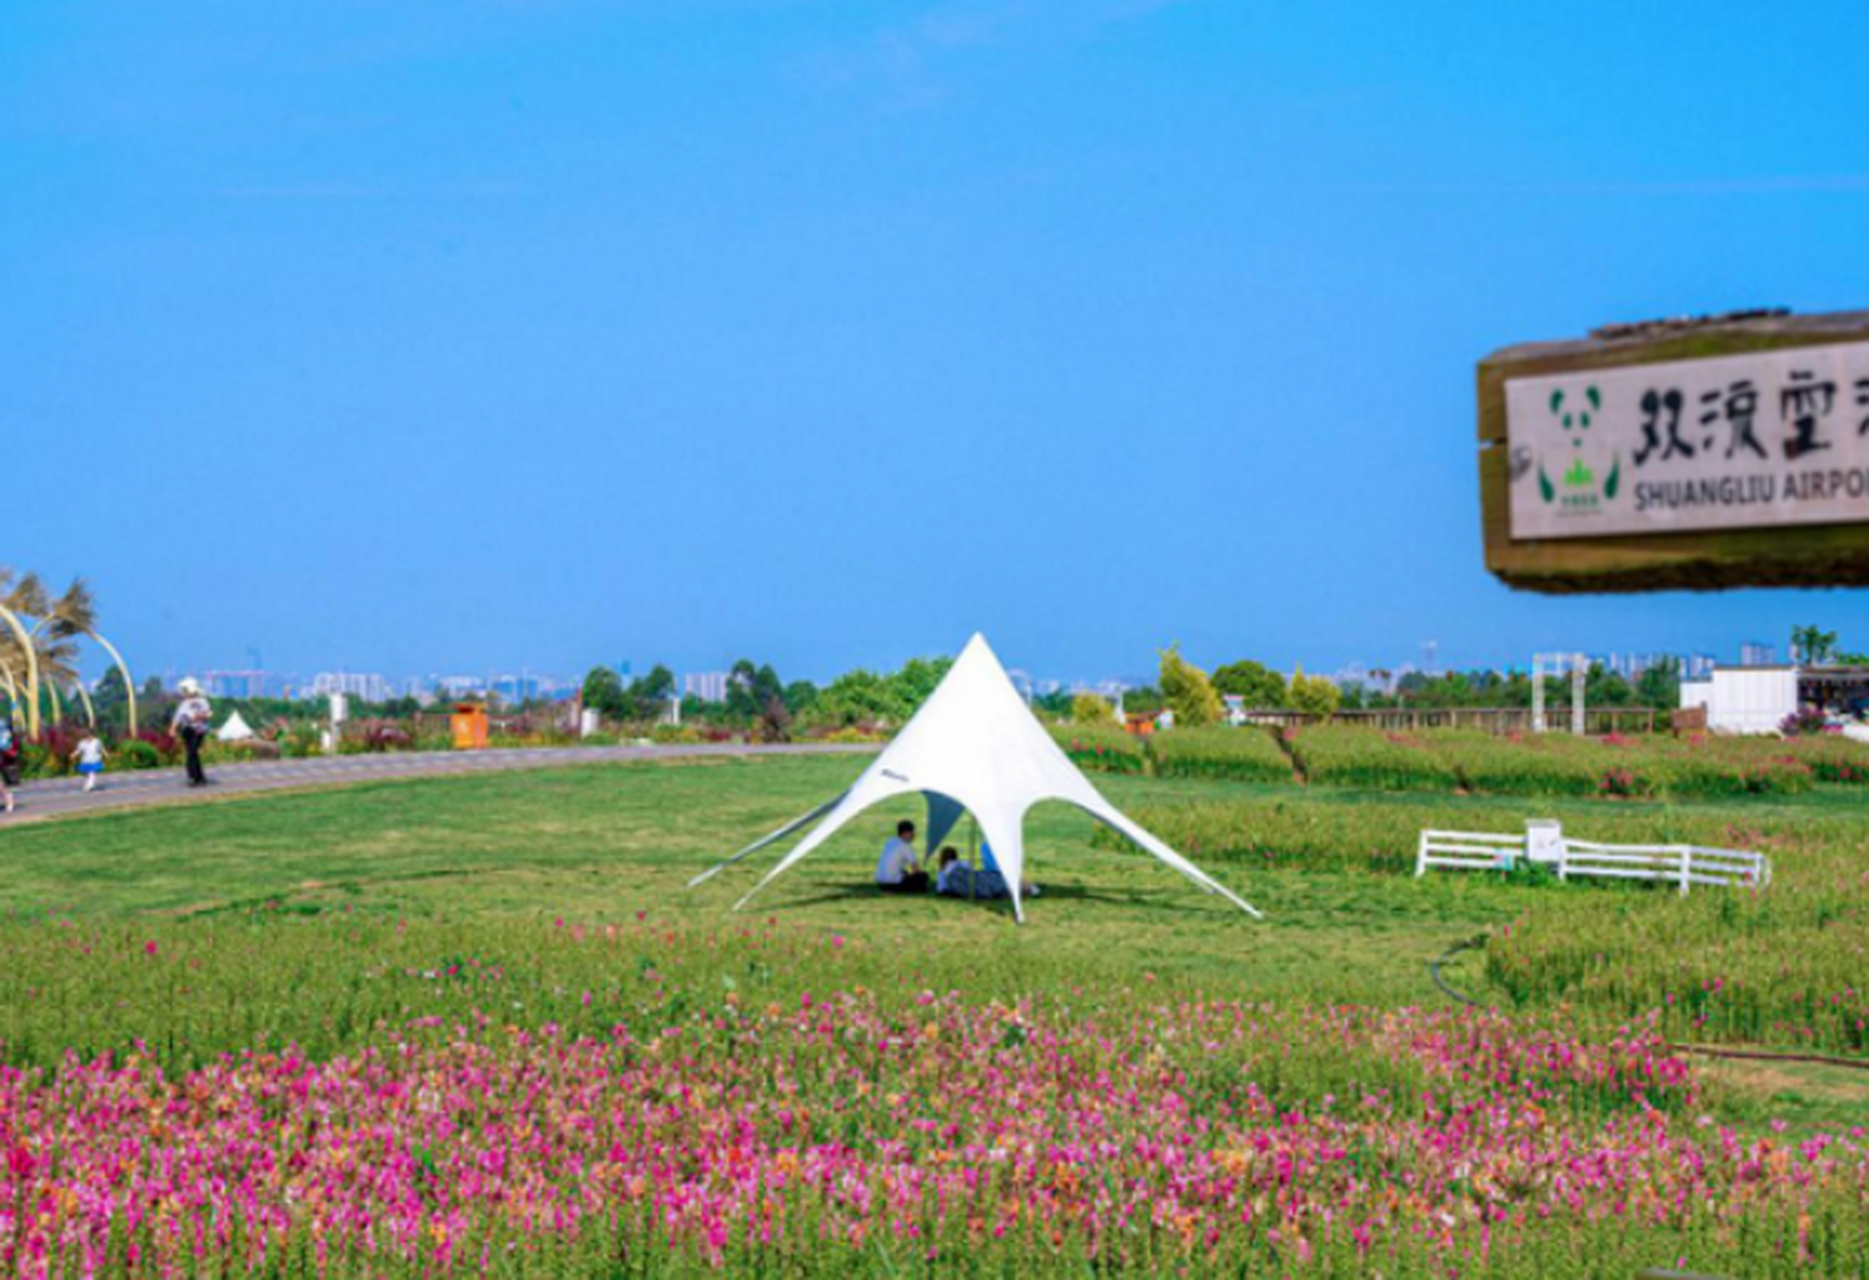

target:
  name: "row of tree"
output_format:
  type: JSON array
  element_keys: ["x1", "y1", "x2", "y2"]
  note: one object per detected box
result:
[
  {"x1": 579, "y1": 655, "x2": 960, "y2": 738},
  {"x1": 1065, "y1": 649, "x2": 1687, "y2": 729}
]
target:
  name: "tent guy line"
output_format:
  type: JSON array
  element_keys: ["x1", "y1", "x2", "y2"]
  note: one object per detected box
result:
[{"x1": 690, "y1": 633, "x2": 1262, "y2": 924}]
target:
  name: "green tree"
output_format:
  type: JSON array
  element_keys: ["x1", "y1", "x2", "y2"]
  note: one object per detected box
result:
[
  {"x1": 93, "y1": 666, "x2": 129, "y2": 717},
  {"x1": 725, "y1": 660, "x2": 784, "y2": 722},
  {"x1": 815, "y1": 669, "x2": 897, "y2": 726},
  {"x1": 1070, "y1": 692, "x2": 1115, "y2": 724},
  {"x1": 1287, "y1": 665, "x2": 1342, "y2": 719},
  {"x1": 1633, "y1": 658, "x2": 1681, "y2": 709},
  {"x1": 629, "y1": 665, "x2": 677, "y2": 720},
  {"x1": 1211, "y1": 659, "x2": 1287, "y2": 708},
  {"x1": 1584, "y1": 662, "x2": 1635, "y2": 707},
  {"x1": 1791, "y1": 625, "x2": 1839, "y2": 665},
  {"x1": 1032, "y1": 689, "x2": 1074, "y2": 717},
  {"x1": 782, "y1": 680, "x2": 819, "y2": 716},
  {"x1": 1158, "y1": 644, "x2": 1222, "y2": 728},
  {"x1": 581, "y1": 666, "x2": 629, "y2": 720},
  {"x1": 887, "y1": 657, "x2": 953, "y2": 719},
  {"x1": 1121, "y1": 685, "x2": 1165, "y2": 716}
]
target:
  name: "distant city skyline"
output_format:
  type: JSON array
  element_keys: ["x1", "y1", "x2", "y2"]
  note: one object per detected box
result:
[{"x1": 149, "y1": 635, "x2": 1792, "y2": 705}]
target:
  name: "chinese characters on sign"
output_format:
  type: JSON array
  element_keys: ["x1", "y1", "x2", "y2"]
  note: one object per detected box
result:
[{"x1": 1507, "y1": 341, "x2": 1869, "y2": 540}]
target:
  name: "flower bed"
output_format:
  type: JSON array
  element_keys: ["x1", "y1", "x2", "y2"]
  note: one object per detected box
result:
[
  {"x1": 1147, "y1": 726, "x2": 1293, "y2": 784},
  {"x1": 1047, "y1": 724, "x2": 1146, "y2": 775},
  {"x1": 0, "y1": 993, "x2": 1860, "y2": 1276},
  {"x1": 1285, "y1": 726, "x2": 1462, "y2": 792}
]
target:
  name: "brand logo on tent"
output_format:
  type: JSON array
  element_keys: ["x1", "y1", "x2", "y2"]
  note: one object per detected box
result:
[{"x1": 881, "y1": 769, "x2": 910, "y2": 783}]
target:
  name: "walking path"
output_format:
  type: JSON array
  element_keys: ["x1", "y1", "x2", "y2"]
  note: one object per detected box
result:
[{"x1": 0, "y1": 743, "x2": 877, "y2": 825}]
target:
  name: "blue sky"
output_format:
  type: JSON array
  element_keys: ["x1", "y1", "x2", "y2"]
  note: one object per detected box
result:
[{"x1": 7, "y1": 1, "x2": 1869, "y2": 683}]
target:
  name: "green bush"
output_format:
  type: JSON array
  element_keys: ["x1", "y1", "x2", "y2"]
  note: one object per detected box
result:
[
  {"x1": 1158, "y1": 644, "x2": 1222, "y2": 728},
  {"x1": 112, "y1": 739, "x2": 162, "y2": 771},
  {"x1": 1286, "y1": 666, "x2": 1341, "y2": 719}
]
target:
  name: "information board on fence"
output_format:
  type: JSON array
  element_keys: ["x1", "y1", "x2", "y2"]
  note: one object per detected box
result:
[{"x1": 1507, "y1": 341, "x2": 1869, "y2": 541}]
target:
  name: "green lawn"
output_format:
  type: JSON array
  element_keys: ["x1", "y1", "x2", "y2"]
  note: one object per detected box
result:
[
  {"x1": 0, "y1": 756, "x2": 1529, "y2": 1004},
  {"x1": 1, "y1": 754, "x2": 1863, "y2": 1126}
]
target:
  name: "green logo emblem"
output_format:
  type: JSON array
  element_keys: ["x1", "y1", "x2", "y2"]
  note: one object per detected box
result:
[{"x1": 1537, "y1": 385, "x2": 1620, "y2": 512}]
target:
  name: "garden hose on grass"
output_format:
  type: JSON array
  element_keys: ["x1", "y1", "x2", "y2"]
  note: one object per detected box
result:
[
  {"x1": 1429, "y1": 933, "x2": 1869, "y2": 1073},
  {"x1": 1428, "y1": 934, "x2": 1489, "y2": 1008}
]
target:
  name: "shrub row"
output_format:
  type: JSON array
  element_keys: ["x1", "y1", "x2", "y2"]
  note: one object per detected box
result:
[{"x1": 1054, "y1": 723, "x2": 1867, "y2": 799}]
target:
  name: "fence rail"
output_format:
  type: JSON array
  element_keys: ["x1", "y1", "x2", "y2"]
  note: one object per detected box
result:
[
  {"x1": 1416, "y1": 829, "x2": 1527, "y2": 875},
  {"x1": 1236, "y1": 707, "x2": 1660, "y2": 735},
  {"x1": 1415, "y1": 827, "x2": 1769, "y2": 894}
]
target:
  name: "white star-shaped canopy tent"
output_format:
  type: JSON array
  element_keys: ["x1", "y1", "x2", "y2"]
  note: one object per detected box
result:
[{"x1": 690, "y1": 633, "x2": 1261, "y2": 924}]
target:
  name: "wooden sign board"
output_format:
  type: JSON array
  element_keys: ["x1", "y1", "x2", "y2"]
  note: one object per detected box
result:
[{"x1": 1480, "y1": 309, "x2": 1869, "y2": 592}]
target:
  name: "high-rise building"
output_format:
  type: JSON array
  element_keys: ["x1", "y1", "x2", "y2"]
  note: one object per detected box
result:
[
  {"x1": 200, "y1": 670, "x2": 267, "y2": 699},
  {"x1": 307, "y1": 671, "x2": 396, "y2": 703},
  {"x1": 1740, "y1": 642, "x2": 1777, "y2": 667},
  {"x1": 432, "y1": 675, "x2": 483, "y2": 700},
  {"x1": 684, "y1": 671, "x2": 730, "y2": 703},
  {"x1": 489, "y1": 673, "x2": 546, "y2": 704}
]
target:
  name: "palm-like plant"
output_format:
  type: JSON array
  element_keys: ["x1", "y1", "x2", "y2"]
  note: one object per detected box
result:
[
  {"x1": 0, "y1": 568, "x2": 108, "y2": 735},
  {"x1": 1790, "y1": 625, "x2": 1840, "y2": 666}
]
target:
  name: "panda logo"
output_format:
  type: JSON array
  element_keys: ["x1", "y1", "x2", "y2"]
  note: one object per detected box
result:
[{"x1": 1538, "y1": 384, "x2": 1621, "y2": 513}]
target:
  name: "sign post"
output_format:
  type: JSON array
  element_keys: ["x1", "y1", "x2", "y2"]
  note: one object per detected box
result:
[{"x1": 1480, "y1": 310, "x2": 1869, "y2": 592}]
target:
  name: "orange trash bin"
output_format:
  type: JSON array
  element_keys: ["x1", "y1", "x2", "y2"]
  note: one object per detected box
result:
[{"x1": 450, "y1": 701, "x2": 489, "y2": 750}]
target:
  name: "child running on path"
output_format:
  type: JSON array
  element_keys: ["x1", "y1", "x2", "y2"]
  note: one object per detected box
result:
[{"x1": 73, "y1": 730, "x2": 107, "y2": 793}]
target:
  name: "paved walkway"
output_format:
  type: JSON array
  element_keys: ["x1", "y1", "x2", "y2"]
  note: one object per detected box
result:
[{"x1": 0, "y1": 743, "x2": 877, "y2": 825}]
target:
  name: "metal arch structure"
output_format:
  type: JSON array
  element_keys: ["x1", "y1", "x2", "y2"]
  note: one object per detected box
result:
[
  {"x1": 68, "y1": 678, "x2": 96, "y2": 728},
  {"x1": 0, "y1": 601, "x2": 42, "y2": 738},
  {"x1": 24, "y1": 612, "x2": 137, "y2": 737},
  {"x1": 86, "y1": 627, "x2": 138, "y2": 735}
]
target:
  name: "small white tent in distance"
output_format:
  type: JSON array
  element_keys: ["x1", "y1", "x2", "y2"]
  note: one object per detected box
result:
[
  {"x1": 690, "y1": 633, "x2": 1261, "y2": 924},
  {"x1": 215, "y1": 710, "x2": 256, "y2": 743}
]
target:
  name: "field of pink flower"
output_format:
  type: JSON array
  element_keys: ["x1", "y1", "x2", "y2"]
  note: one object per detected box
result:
[{"x1": 2, "y1": 940, "x2": 1866, "y2": 1275}]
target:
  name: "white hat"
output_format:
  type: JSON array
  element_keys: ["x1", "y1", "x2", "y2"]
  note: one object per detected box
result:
[{"x1": 177, "y1": 678, "x2": 202, "y2": 696}]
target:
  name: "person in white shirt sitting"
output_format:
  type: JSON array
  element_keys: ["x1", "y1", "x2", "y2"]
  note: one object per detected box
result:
[{"x1": 875, "y1": 819, "x2": 929, "y2": 893}]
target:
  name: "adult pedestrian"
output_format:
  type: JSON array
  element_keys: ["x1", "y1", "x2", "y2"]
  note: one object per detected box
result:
[
  {"x1": 170, "y1": 678, "x2": 214, "y2": 787},
  {"x1": 0, "y1": 713, "x2": 20, "y2": 814}
]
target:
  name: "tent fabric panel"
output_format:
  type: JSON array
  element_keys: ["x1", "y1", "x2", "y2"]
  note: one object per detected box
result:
[
  {"x1": 922, "y1": 791, "x2": 966, "y2": 863},
  {"x1": 687, "y1": 793, "x2": 846, "y2": 888},
  {"x1": 733, "y1": 775, "x2": 919, "y2": 911}
]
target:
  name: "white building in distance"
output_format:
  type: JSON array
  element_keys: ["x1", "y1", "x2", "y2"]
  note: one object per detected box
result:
[
  {"x1": 684, "y1": 671, "x2": 730, "y2": 703},
  {"x1": 308, "y1": 671, "x2": 396, "y2": 703}
]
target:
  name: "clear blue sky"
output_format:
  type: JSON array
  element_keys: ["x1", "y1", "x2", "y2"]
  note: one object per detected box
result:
[{"x1": 8, "y1": 1, "x2": 1869, "y2": 683}]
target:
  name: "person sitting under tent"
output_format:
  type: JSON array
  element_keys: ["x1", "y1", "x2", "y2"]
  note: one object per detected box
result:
[
  {"x1": 875, "y1": 819, "x2": 928, "y2": 893},
  {"x1": 935, "y1": 846, "x2": 1035, "y2": 900}
]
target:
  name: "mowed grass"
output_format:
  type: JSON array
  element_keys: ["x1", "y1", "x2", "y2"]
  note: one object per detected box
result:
[{"x1": 0, "y1": 755, "x2": 1530, "y2": 1009}]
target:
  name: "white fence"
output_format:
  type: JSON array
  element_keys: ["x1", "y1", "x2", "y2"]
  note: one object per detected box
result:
[
  {"x1": 1415, "y1": 830, "x2": 1528, "y2": 875},
  {"x1": 1416, "y1": 824, "x2": 1770, "y2": 895}
]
